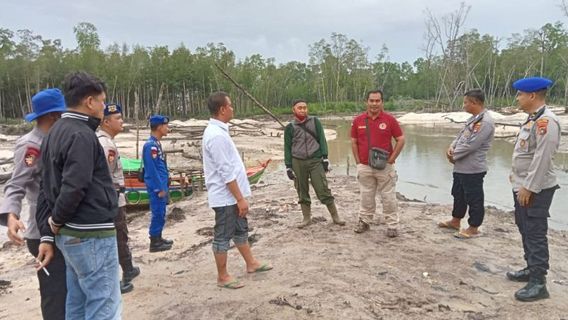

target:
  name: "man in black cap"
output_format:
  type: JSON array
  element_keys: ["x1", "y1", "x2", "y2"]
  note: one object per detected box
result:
[
  {"x1": 0, "y1": 88, "x2": 67, "y2": 320},
  {"x1": 98, "y1": 103, "x2": 140, "y2": 294},
  {"x1": 507, "y1": 76, "x2": 560, "y2": 302}
]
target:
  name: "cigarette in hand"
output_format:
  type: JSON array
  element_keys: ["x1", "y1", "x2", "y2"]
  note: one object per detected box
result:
[{"x1": 36, "y1": 258, "x2": 50, "y2": 276}]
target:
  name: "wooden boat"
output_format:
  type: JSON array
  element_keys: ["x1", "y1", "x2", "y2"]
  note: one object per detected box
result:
[{"x1": 121, "y1": 158, "x2": 271, "y2": 206}]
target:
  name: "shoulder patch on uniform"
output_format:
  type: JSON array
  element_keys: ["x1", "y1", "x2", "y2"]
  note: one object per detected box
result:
[
  {"x1": 151, "y1": 146, "x2": 158, "y2": 159},
  {"x1": 536, "y1": 118, "x2": 549, "y2": 135},
  {"x1": 473, "y1": 122, "x2": 482, "y2": 133},
  {"x1": 24, "y1": 147, "x2": 40, "y2": 167}
]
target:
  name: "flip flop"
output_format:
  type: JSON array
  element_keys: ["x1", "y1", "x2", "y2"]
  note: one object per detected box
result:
[
  {"x1": 454, "y1": 230, "x2": 480, "y2": 239},
  {"x1": 217, "y1": 279, "x2": 245, "y2": 289},
  {"x1": 248, "y1": 262, "x2": 273, "y2": 273},
  {"x1": 438, "y1": 221, "x2": 460, "y2": 231}
]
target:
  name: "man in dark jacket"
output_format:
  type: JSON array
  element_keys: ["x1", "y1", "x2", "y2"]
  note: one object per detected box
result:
[{"x1": 36, "y1": 71, "x2": 121, "y2": 319}]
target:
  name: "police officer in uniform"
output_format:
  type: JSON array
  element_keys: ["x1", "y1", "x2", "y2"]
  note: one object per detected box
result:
[
  {"x1": 98, "y1": 103, "x2": 140, "y2": 293},
  {"x1": 143, "y1": 115, "x2": 173, "y2": 252},
  {"x1": 0, "y1": 88, "x2": 67, "y2": 319},
  {"x1": 507, "y1": 77, "x2": 561, "y2": 302},
  {"x1": 439, "y1": 89, "x2": 495, "y2": 238}
]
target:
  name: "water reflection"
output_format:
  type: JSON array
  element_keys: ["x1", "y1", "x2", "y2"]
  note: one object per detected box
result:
[{"x1": 324, "y1": 120, "x2": 568, "y2": 230}]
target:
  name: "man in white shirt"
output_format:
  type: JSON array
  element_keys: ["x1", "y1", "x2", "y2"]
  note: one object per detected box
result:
[{"x1": 202, "y1": 91, "x2": 273, "y2": 289}]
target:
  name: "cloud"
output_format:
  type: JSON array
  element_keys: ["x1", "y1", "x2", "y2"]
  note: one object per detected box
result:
[{"x1": 2, "y1": 0, "x2": 566, "y2": 64}]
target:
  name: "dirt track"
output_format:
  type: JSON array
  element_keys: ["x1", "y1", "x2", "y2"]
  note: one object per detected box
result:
[{"x1": 2, "y1": 171, "x2": 567, "y2": 320}]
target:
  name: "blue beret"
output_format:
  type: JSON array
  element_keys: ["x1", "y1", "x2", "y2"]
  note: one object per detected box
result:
[
  {"x1": 149, "y1": 115, "x2": 169, "y2": 126},
  {"x1": 25, "y1": 88, "x2": 67, "y2": 122},
  {"x1": 513, "y1": 77, "x2": 553, "y2": 93},
  {"x1": 104, "y1": 103, "x2": 122, "y2": 116}
]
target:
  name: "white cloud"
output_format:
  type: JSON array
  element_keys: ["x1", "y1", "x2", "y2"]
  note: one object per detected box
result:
[{"x1": 4, "y1": 0, "x2": 567, "y2": 64}]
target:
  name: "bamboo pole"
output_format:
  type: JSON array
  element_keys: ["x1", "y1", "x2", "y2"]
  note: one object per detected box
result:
[{"x1": 213, "y1": 62, "x2": 285, "y2": 128}]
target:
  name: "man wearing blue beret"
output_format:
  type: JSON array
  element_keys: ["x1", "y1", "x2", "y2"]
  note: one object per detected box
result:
[
  {"x1": 98, "y1": 103, "x2": 140, "y2": 293},
  {"x1": 0, "y1": 88, "x2": 67, "y2": 319},
  {"x1": 143, "y1": 114, "x2": 173, "y2": 252},
  {"x1": 507, "y1": 76, "x2": 560, "y2": 302}
]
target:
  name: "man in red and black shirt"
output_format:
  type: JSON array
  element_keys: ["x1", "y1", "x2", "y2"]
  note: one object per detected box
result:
[{"x1": 350, "y1": 90, "x2": 405, "y2": 237}]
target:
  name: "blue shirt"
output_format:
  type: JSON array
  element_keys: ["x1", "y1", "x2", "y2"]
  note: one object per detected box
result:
[
  {"x1": 202, "y1": 118, "x2": 251, "y2": 208},
  {"x1": 142, "y1": 135, "x2": 169, "y2": 193}
]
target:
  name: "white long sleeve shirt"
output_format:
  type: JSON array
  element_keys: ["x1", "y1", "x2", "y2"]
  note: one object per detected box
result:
[{"x1": 202, "y1": 118, "x2": 251, "y2": 208}]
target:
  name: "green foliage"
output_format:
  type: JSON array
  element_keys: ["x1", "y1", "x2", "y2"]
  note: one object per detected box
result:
[{"x1": 0, "y1": 20, "x2": 568, "y2": 120}]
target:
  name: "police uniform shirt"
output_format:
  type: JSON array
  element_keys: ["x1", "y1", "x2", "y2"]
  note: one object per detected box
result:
[
  {"x1": 142, "y1": 136, "x2": 169, "y2": 193},
  {"x1": 0, "y1": 127, "x2": 44, "y2": 239},
  {"x1": 511, "y1": 106, "x2": 561, "y2": 193},
  {"x1": 451, "y1": 110, "x2": 495, "y2": 174},
  {"x1": 97, "y1": 130, "x2": 127, "y2": 207}
]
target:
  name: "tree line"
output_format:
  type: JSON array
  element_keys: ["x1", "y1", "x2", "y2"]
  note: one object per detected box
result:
[{"x1": 1, "y1": 5, "x2": 568, "y2": 120}]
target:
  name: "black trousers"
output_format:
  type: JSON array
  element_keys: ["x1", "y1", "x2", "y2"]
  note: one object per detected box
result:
[
  {"x1": 451, "y1": 172, "x2": 486, "y2": 227},
  {"x1": 513, "y1": 186, "x2": 558, "y2": 275},
  {"x1": 115, "y1": 206, "x2": 134, "y2": 273},
  {"x1": 26, "y1": 239, "x2": 66, "y2": 320}
]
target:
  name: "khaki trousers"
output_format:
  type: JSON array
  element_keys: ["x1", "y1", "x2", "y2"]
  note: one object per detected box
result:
[{"x1": 357, "y1": 163, "x2": 399, "y2": 228}]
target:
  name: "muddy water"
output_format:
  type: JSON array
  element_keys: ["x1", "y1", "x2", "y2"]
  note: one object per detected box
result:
[{"x1": 324, "y1": 120, "x2": 568, "y2": 230}]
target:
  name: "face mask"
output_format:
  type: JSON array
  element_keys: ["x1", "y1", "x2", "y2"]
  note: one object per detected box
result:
[{"x1": 295, "y1": 114, "x2": 306, "y2": 122}]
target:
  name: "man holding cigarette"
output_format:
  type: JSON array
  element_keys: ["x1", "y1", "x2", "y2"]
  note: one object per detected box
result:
[
  {"x1": 37, "y1": 72, "x2": 122, "y2": 319},
  {"x1": 0, "y1": 88, "x2": 67, "y2": 320}
]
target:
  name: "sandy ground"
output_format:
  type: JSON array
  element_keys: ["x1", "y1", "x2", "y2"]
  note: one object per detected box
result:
[
  {"x1": 1, "y1": 115, "x2": 568, "y2": 319},
  {"x1": 1, "y1": 170, "x2": 568, "y2": 320}
]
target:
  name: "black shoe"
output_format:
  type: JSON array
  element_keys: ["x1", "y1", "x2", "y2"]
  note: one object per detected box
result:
[
  {"x1": 149, "y1": 237, "x2": 172, "y2": 253},
  {"x1": 123, "y1": 266, "x2": 140, "y2": 283},
  {"x1": 506, "y1": 268, "x2": 530, "y2": 282},
  {"x1": 161, "y1": 237, "x2": 174, "y2": 245},
  {"x1": 120, "y1": 281, "x2": 134, "y2": 294},
  {"x1": 514, "y1": 275, "x2": 549, "y2": 302},
  {"x1": 159, "y1": 233, "x2": 174, "y2": 245}
]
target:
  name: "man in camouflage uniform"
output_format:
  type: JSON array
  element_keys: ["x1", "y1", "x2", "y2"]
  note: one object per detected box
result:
[
  {"x1": 506, "y1": 77, "x2": 561, "y2": 302},
  {"x1": 98, "y1": 103, "x2": 140, "y2": 294},
  {"x1": 0, "y1": 88, "x2": 67, "y2": 319}
]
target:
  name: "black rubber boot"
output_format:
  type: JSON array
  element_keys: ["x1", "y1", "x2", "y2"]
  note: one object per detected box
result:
[
  {"x1": 506, "y1": 268, "x2": 530, "y2": 282},
  {"x1": 514, "y1": 273, "x2": 550, "y2": 302},
  {"x1": 159, "y1": 233, "x2": 174, "y2": 245},
  {"x1": 149, "y1": 236, "x2": 172, "y2": 252},
  {"x1": 123, "y1": 266, "x2": 141, "y2": 283},
  {"x1": 120, "y1": 281, "x2": 134, "y2": 294}
]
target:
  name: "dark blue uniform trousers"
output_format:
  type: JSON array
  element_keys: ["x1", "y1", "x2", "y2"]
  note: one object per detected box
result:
[
  {"x1": 451, "y1": 172, "x2": 486, "y2": 227},
  {"x1": 148, "y1": 191, "x2": 168, "y2": 237},
  {"x1": 513, "y1": 186, "x2": 558, "y2": 275}
]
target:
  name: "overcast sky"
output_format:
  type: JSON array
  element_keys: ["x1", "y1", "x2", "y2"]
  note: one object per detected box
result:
[{"x1": 2, "y1": 0, "x2": 566, "y2": 64}]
